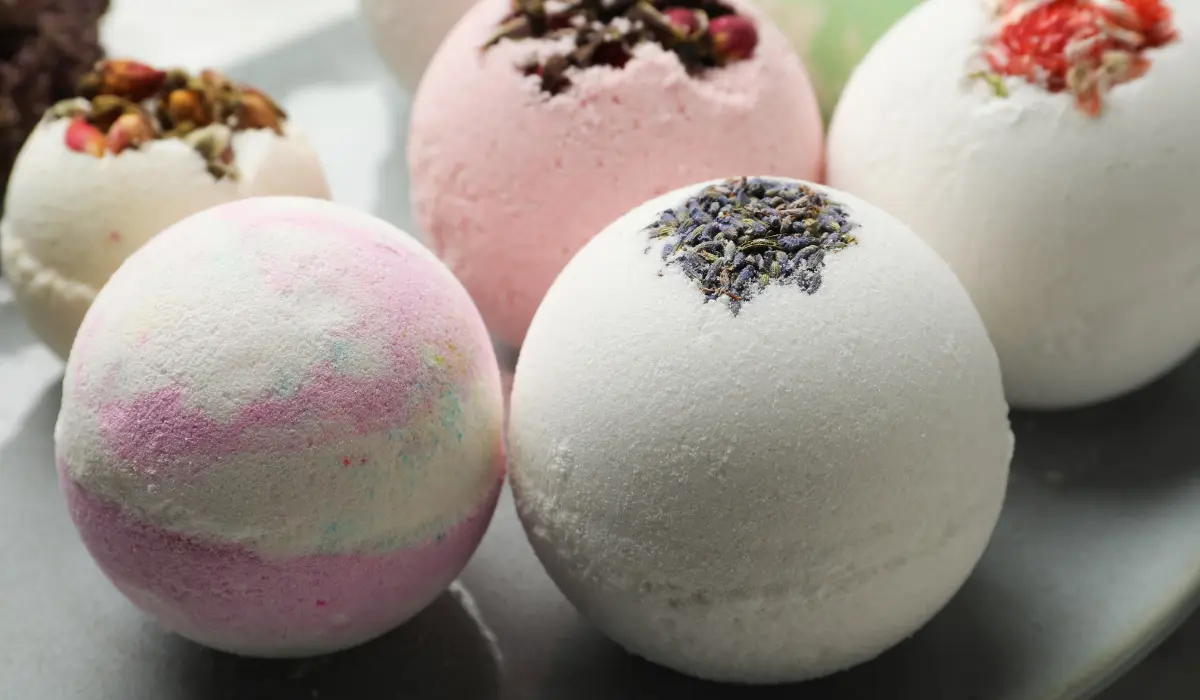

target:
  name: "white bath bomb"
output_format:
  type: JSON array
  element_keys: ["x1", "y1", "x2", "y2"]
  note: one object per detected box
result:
[
  {"x1": 359, "y1": 0, "x2": 476, "y2": 91},
  {"x1": 1, "y1": 62, "x2": 330, "y2": 359},
  {"x1": 509, "y1": 177, "x2": 1013, "y2": 683},
  {"x1": 827, "y1": 0, "x2": 1200, "y2": 409}
]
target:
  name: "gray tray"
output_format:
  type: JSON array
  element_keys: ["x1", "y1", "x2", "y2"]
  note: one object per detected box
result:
[{"x1": 2, "y1": 15, "x2": 1199, "y2": 700}]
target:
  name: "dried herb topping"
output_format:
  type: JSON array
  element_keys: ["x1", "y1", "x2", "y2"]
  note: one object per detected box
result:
[
  {"x1": 973, "y1": 0, "x2": 1179, "y2": 116},
  {"x1": 46, "y1": 59, "x2": 289, "y2": 180},
  {"x1": 647, "y1": 177, "x2": 858, "y2": 315},
  {"x1": 484, "y1": 0, "x2": 758, "y2": 96}
]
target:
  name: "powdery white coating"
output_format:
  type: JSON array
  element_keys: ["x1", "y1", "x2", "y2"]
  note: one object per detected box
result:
[
  {"x1": 57, "y1": 197, "x2": 506, "y2": 656},
  {"x1": 509, "y1": 179, "x2": 1013, "y2": 684},
  {"x1": 358, "y1": 0, "x2": 476, "y2": 91},
  {"x1": 826, "y1": 0, "x2": 1200, "y2": 409},
  {"x1": 409, "y1": 0, "x2": 824, "y2": 349},
  {"x1": 0, "y1": 114, "x2": 331, "y2": 359}
]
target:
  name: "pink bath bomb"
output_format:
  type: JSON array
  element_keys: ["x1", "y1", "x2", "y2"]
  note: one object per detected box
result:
[
  {"x1": 409, "y1": 0, "x2": 824, "y2": 348},
  {"x1": 56, "y1": 197, "x2": 506, "y2": 657}
]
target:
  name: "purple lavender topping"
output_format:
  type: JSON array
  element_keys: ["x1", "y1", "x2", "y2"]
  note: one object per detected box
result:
[{"x1": 645, "y1": 177, "x2": 858, "y2": 314}]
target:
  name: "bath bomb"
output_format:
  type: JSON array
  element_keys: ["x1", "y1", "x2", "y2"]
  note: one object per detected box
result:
[
  {"x1": 509, "y1": 177, "x2": 1013, "y2": 683},
  {"x1": 755, "y1": 0, "x2": 923, "y2": 121},
  {"x1": 56, "y1": 197, "x2": 506, "y2": 657},
  {"x1": 410, "y1": 0, "x2": 824, "y2": 349},
  {"x1": 358, "y1": 0, "x2": 475, "y2": 91},
  {"x1": 827, "y1": 0, "x2": 1198, "y2": 409},
  {"x1": 1, "y1": 60, "x2": 331, "y2": 359}
]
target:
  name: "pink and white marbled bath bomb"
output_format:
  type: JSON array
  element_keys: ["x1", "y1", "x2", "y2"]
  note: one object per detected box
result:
[{"x1": 56, "y1": 197, "x2": 506, "y2": 657}]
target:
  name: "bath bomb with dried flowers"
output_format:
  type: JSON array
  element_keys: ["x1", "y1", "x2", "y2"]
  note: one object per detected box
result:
[
  {"x1": 827, "y1": 0, "x2": 1197, "y2": 409},
  {"x1": 754, "y1": 0, "x2": 923, "y2": 121},
  {"x1": 56, "y1": 197, "x2": 506, "y2": 657},
  {"x1": 409, "y1": 0, "x2": 824, "y2": 349},
  {"x1": 1, "y1": 59, "x2": 331, "y2": 359},
  {"x1": 509, "y1": 177, "x2": 1013, "y2": 683},
  {"x1": 358, "y1": 0, "x2": 476, "y2": 91}
]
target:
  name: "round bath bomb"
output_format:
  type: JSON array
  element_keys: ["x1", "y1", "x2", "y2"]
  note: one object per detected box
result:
[
  {"x1": 410, "y1": 0, "x2": 824, "y2": 349},
  {"x1": 358, "y1": 0, "x2": 475, "y2": 91},
  {"x1": 827, "y1": 0, "x2": 1198, "y2": 409},
  {"x1": 509, "y1": 177, "x2": 1013, "y2": 683},
  {"x1": 1, "y1": 60, "x2": 331, "y2": 359},
  {"x1": 56, "y1": 197, "x2": 506, "y2": 657}
]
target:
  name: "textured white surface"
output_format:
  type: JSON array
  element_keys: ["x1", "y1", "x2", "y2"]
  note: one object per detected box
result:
[
  {"x1": 0, "y1": 117, "x2": 330, "y2": 359},
  {"x1": 508, "y1": 179, "x2": 1013, "y2": 683},
  {"x1": 826, "y1": 0, "x2": 1200, "y2": 409},
  {"x1": 358, "y1": 0, "x2": 476, "y2": 91}
]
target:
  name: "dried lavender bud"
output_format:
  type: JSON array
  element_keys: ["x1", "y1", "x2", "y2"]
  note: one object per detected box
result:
[
  {"x1": 647, "y1": 177, "x2": 859, "y2": 315},
  {"x1": 484, "y1": 0, "x2": 753, "y2": 97}
]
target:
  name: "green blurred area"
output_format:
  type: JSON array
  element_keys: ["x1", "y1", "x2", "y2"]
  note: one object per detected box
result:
[{"x1": 758, "y1": 0, "x2": 923, "y2": 123}]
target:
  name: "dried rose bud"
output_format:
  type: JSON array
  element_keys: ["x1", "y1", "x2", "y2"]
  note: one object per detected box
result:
[
  {"x1": 536, "y1": 54, "x2": 573, "y2": 95},
  {"x1": 64, "y1": 119, "x2": 106, "y2": 158},
  {"x1": 88, "y1": 95, "x2": 129, "y2": 132},
  {"x1": 106, "y1": 111, "x2": 157, "y2": 154},
  {"x1": 95, "y1": 60, "x2": 168, "y2": 102},
  {"x1": 709, "y1": 15, "x2": 758, "y2": 63},
  {"x1": 163, "y1": 69, "x2": 192, "y2": 93},
  {"x1": 76, "y1": 71, "x2": 104, "y2": 100},
  {"x1": 200, "y1": 68, "x2": 235, "y2": 92},
  {"x1": 236, "y1": 90, "x2": 285, "y2": 134},
  {"x1": 182, "y1": 123, "x2": 239, "y2": 181},
  {"x1": 592, "y1": 41, "x2": 632, "y2": 68},
  {"x1": 183, "y1": 123, "x2": 234, "y2": 162},
  {"x1": 662, "y1": 7, "x2": 703, "y2": 38},
  {"x1": 166, "y1": 89, "x2": 211, "y2": 127}
]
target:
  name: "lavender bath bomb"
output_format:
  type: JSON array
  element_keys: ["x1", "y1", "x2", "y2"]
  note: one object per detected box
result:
[{"x1": 509, "y1": 177, "x2": 1013, "y2": 683}]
